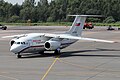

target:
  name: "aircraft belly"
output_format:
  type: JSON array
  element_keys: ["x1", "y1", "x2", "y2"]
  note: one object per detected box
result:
[{"x1": 22, "y1": 46, "x2": 45, "y2": 53}]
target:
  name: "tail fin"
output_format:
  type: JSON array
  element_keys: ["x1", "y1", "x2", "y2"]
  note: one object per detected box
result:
[{"x1": 67, "y1": 15, "x2": 102, "y2": 37}]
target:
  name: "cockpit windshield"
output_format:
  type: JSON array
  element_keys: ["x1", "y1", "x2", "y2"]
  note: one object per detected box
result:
[{"x1": 14, "y1": 42, "x2": 28, "y2": 45}]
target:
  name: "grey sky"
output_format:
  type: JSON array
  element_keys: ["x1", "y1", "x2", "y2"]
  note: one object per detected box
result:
[{"x1": 4, "y1": 0, "x2": 51, "y2": 5}]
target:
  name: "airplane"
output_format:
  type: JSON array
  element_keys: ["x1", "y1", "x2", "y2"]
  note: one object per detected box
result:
[{"x1": 1, "y1": 15, "x2": 116, "y2": 58}]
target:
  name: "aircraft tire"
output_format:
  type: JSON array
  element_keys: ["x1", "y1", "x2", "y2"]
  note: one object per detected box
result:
[
  {"x1": 54, "y1": 48, "x2": 61, "y2": 55},
  {"x1": 17, "y1": 54, "x2": 21, "y2": 58}
]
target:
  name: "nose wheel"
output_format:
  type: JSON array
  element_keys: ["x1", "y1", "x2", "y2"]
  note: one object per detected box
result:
[{"x1": 17, "y1": 54, "x2": 22, "y2": 58}]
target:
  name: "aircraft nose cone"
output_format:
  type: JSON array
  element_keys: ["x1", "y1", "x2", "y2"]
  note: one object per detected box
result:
[{"x1": 10, "y1": 46, "x2": 19, "y2": 53}]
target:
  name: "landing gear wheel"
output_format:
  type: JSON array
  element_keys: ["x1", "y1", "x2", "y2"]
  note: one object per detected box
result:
[
  {"x1": 54, "y1": 48, "x2": 61, "y2": 55},
  {"x1": 17, "y1": 54, "x2": 21, "y2": 58}
]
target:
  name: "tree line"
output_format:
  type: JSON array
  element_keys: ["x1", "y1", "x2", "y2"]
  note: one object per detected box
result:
[{"x1": 0, "y1": 0, "x2": 120, "y2": 23}]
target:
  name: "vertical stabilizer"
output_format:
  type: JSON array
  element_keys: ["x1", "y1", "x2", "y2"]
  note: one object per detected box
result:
[
  {"x1": 67, "y1": 15, "x2": 86, "y2": 36},
  {"x1": 67, "y1": 15, "x2": 102, "y2": 37}
]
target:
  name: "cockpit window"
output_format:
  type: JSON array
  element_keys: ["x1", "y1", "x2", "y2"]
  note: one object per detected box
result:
[
  {"x1": 17, "y1": 42, "x2": 20, "y2": 44},
  {"x1": 21, "y1": 42, "x2": 25, "y2": 44},
  {"x1": 14, "y1": 42, "x2": 26, "y2": 45}
]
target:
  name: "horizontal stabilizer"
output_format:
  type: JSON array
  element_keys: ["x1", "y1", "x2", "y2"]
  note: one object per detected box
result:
[{"x1": 68, "y1": 15, "x2": 103, "y2": 17}]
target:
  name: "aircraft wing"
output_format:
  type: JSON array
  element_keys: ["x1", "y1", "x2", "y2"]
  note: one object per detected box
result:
[
  {"x1": 78, "y1": 37, "x2": 116, "y2": 43},
  {"x1": 1, "y1": 34, "x2": 26, "y2": 38},
  {"x1": 45, "y1": 33, "x2": 116, "y2": 43},
  {"x1": 1, "y1": 33, "x2": 116, "y2": 43}
]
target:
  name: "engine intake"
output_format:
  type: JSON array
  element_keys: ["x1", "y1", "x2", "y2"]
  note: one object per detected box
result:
[{"x1": 44, "y1": 41, "x2": 61, "y2": 50}]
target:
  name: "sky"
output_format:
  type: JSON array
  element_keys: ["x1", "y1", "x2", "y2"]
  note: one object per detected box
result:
[{"x1": 4, "y1": 0, "x2": 51, "y2": 5}]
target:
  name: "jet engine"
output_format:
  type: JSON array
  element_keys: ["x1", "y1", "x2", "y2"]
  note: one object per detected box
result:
[{"x1": 44, "y1": 41, "x2": 61, "y2": 50}]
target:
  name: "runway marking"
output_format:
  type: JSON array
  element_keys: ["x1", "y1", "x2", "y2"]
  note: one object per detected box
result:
[
  {"x1": 40, "y1": 55, "x2": 60, "y2": 80},
  {"x1": 58, "y1": 59, "x2": 93, "y2": 70},
  {"x1": 0, "y1": 74, "x2": 19, "y2": 80}
]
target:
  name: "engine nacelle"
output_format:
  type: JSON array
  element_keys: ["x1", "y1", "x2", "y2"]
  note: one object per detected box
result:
[{"x1": 44, "y1": 41, "x2": 61, "y2": 50}]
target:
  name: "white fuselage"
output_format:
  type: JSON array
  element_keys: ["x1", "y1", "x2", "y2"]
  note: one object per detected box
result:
[{"x1": 10, "y1": 33, "x2": 77, "y2": 54}]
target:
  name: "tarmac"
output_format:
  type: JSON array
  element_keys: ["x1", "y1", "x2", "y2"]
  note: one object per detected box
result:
[{"x1": 0, "y1": 26, "x2": 120, "y2": 80}]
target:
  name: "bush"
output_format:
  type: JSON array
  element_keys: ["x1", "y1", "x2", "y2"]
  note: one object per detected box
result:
[
  {"x1": 103, "y1": 16, "x2": 115, "y2": 23},
  {"x1": 87, "y1": 18, "x2": 101, "y2": 22},
  {"x1": 9, "y1": 15, "x2": 20, "y2": 22},
  {"x1": 47, "y1": 17, "x2": 54, "y2": 22}
]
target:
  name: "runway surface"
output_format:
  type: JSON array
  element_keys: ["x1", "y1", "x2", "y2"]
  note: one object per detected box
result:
[{"x1": 0, "y1": 26, "x2": 120, "y2": 80}]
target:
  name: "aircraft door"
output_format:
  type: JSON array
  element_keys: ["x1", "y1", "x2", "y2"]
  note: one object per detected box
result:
[{"x1": 28, "y1": 40, "x2": 33, "y2": 47}]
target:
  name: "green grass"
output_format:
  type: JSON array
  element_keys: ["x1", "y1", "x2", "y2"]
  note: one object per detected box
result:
[
  {"x1": 93, "y1": 23, "x2": 120, "y2": 27},
  {"x1": 0, "y1": 22, "x2": 72, "y2": 26},
  {"x1": 0, "y1": 22, "x2": 120, "y2": 28}
]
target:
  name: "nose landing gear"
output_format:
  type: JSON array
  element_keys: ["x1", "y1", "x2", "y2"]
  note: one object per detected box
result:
[{"x1": 17, "y1": 54, "x2": 22, "y2": 58}]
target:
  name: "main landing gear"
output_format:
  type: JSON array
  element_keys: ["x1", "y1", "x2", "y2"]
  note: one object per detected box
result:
[{"x1": 54, "y1": 48, "x2": 61, "y2": 55}]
